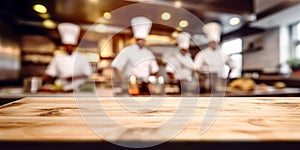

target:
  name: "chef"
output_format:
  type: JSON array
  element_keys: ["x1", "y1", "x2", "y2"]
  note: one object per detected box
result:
[
  {"x1": 111, "y1": 16, "x2": 159, "y2": 94},
  {"x1": 194, "y1": 22, "x2": 234, "y2": 91},
  {"x1": 43, "y1": 22, "x2": 92, "y2": 92},
  {"x1": 165, "y1": 32, "x2": 195, "y2": 93}
]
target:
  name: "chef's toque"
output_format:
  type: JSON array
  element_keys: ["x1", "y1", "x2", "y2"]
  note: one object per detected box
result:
[
  {"x1": 177, "y1": 32, "x2": 191, "y2": 49},
  {"x1": 131, "y1": 16, "x2": 152, "y2": 39},
  {"x1": 58, "y1": 22, "x2": 80, "y2": 45},
  {"x1": 202, "y1": 22, "x2": 222, "y2": 43}
]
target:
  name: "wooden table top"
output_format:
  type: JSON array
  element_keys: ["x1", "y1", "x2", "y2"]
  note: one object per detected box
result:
[{"x1": 1, "y1": 97, "x2": 300, "y2": 142}]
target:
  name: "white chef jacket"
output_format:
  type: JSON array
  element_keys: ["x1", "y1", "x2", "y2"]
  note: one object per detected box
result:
[
  {"x1": 111, "y1": 44, "x2": 159, "y2": 81},
  {"x1": 165, "y1": 49, "x2": 194, "y2": 81},
  {"x1": 45, "y1": 51, "x2": 92, "y2": 91},
  {"x1": 194, "y1": 47, "x2": 233, "y2": 78}
]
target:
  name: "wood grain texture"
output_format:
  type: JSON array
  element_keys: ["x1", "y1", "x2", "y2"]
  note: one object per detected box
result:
[{"x1": 0, "y1": 97, "x2": 300, "y2": 141}]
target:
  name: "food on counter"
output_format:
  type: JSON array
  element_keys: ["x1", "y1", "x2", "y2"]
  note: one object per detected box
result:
[
  {"x1": 149, "y1": 84, "x2": 163, "y2": 95},
  {"x1": 165, "y1": 85, "x2": 180, "y2": 94},
  {"x1": 39, "y1": 84, "x2": 63, "y2": 92},
  {"x1": 274, "y1": 81, "x2": 286, "y2": 89},
  {"x1": 39, "y1": 80, "x2": 63, "y2": 92},
  {"x1": 129, "y1": 86, "x2": 140, "y2": 95},
  {"x1": 78, "y1": 83, "x2": 94, "y2": 92},
  {"x1": 258, "y1": 83, "x2": 268, "y2": 91},
  {"x1": 229, "y1": 78, "x2": 256, "y2": 91},
  {"x1": 53, "y1": 84, "x2": 63, "y2": 91}
]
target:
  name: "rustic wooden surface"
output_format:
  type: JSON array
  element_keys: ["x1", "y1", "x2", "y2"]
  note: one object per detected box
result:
[{"x1": 1, "y1": 97, "x2": 300, "y2": 141}]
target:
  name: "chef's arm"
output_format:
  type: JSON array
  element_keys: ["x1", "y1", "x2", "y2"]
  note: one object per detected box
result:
[
  {"x1": 149, "y1": 58, "x2": 159, "y2": 77},
  {"x1": 228, "y1": 67, "x2": 233, "y2": 77},
  {"x1": 175, "y1": 54, "x2": 195, "y2": 71},
  {"x1": 112, "y1": 67, "x2": 123, "y2": 83},
  {"x1": 167, "y1": 72, "x2": 175, "y2": 80},
  {"x1": 151, "y1": 71, "x2": 158, "y2": 77},
  {"x1": 193, "y1": 52, "x2": 206, "y2": 74},
  {"x1": 65, "y1": 75, "x2": 89, "y2": 82},
  {"x1": 42, "y1": 74, "x2": 56, "y2": 84},
  {"x1": 165, "y1": 65, "x2": 176, "y2": 82},
  {"x1": 225, "y1": 56, "x2": 235, "y2": 78}
]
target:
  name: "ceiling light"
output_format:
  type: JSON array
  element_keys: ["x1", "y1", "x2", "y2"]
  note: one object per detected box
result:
[
  {"x1": 161, "y1": 12, "x2": 171, "y2": 21},
  {"x1": 229, "y1": 17, "x2": 241, "y2": 26},
  {"x1": 103, "y1": 12, "x2": 111, "y2": 19},
  {"x1": 88, "y1": 0, "x2": 99, "y2": 3},
  {"x1": 174, "y1": 1, "x2": 182, "y2": 8},
  {"x1": 43, "y1": 19, "x2": 56, "y2": 29},
  {"x1": 33, "y1": 4, "x2": 47, "y2": 13},
  {"x1": 179, "y1": 20, "x2": 189, "y2": 28}
]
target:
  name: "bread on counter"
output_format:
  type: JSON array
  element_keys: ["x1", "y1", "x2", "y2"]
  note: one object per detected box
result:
[{"x1": 229, "y1": 78, "x2": 256, "y2": 92}]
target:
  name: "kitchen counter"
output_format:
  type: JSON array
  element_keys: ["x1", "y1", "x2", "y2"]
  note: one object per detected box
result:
[
  {"x1": 1, "y1": 96, "x2": 300, "y2": 149},
  {"x1": 0, "y1": 87, "x2": 114, "y2": 98},
  {"x1": 1, "y1": 85, "x2": 299, "y2": 100},
  {"x1": 254, "y1": 75, "x2": 300, "y2": 88},
  {"x1": 224, "y1": 86, "x2": 300, "y2": 97}
]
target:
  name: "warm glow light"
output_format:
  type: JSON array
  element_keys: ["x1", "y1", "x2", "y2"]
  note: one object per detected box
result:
[
  {"x1": 39, "y1": 13, "x2": 50, "y2": 19},
  {"x1": 179, "y1": 20, "x2": 189, "y2": 28},
  {"x1": 43, "y1": 19, "x2": 56, "y2": 29},
  {"x1": 33, "y1": 4, "x2": 47, "y2": 13},
  {"x1": 174, "y1": 1, "x2": 182, "y2": 8},
  {"x1": 146, "y1": 35, "x2": 172, "y2": 45},
  {"x1": 161, "y1": 12, "x2": 171, "y2": 21},
  {"x1": 176, "y1": 26, "x2": 182, "y2": 31},
  {"x1": 103, "y1": 12, "x2": 111, "y2": 19},
  {"x1": 89, "y1": 0, "x2": 98, "y2": 3},
  {"x1": 229, "y1": 17, "x2": 241, "y2": 25},
  {"x1": 171, "y1": 31, "x2": 178, "y2": 38},
  {"x1": 85, "y1": 52, "x2": 100, "y2": 62},
  {"x1": 100, "y1": 38, "x2": 113, "y2": 58}
]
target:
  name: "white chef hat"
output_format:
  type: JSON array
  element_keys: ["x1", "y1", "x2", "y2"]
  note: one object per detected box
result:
[
  {"x1": 202, "y1": 22, "x2": 222, "y2": 43},
  {"x1": 131, "y1": 16, "x2": 152, "y2": 39},
  {"x1": 58, "y1": 22, "x2": 80, "y2": 45},
  {"x1": 177, "y1": 32, "x2": 191, "y2": 49}
]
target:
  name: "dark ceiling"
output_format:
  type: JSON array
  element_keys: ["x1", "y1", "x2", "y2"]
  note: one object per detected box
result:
[{"x1": 0, "y1": 0, "x2": 298, "y2": 42}]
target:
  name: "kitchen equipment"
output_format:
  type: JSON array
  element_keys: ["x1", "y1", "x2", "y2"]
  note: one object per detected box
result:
[
  {"x1": 0, "y1": 87, "x2": 23, "y2": 94},
  {"x1": 148, "y1": 76, "x2": 165, "y2": 96},
  {"x1": 197, "y1": 73, "x2": 212, "y2": 93},
  {"x1": 180, "y1": 73, "x2": 199, "y2": 96},
  {"x1": 128, "y1": 76, "x2": 140, "y2": 95},
  {"x1": 23, "y1": 76, "x2": 43, "y2": 93}
]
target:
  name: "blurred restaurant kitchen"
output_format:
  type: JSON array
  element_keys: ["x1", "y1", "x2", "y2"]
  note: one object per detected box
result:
[
  {"x1": 1, "y1": 0, "x2": 300, "y2": 97},
  {"x1": 3, "y1": 0, "x2": 300, "y2": 149}
]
